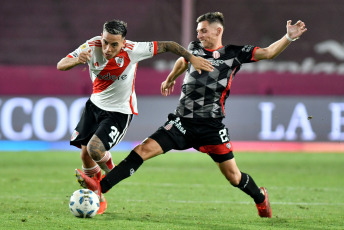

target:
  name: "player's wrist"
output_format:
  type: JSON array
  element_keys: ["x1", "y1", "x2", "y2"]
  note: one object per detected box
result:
[{"x1": 285, "y1": 33, "x2": 299, "y2": 42}]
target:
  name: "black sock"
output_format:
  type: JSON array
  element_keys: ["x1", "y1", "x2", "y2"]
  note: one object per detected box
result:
[
  {"x1": 235, "y1": 172, "x2": 265, "y2": 204},
  {"x1": 100, "y1": 150, "x2": 143, "y2": 193}
]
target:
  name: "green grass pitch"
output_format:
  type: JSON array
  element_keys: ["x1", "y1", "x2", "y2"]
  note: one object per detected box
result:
[{"x1": 0, "y1": 151, "x2": 343, "y2": 229}]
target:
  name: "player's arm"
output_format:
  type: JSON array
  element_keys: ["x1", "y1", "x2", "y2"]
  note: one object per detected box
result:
[
  {"x1": 57, "y1": 49, "x2": 92, "y2": 71},
  {"x1": 253, "y1": 20, "x2": 307, "y2": 61},
  {"x1": 161, "y1": 57, "x2": 188, "y2": 96},
  {"x1": 156, "y1": 41, "x2": 214, "y2": 74}
]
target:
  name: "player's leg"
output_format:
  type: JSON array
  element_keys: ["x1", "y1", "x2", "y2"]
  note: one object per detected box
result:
[
  {"x1": 80, "y1": 145, "x2": 102, "y2": 182},
  {"x1": 216, "y1": 156, "x2": 271, "y2": 218},
  {"x1": 79, "y1": 144, "x2": 107, "y2": 214},
  {"x1": 75, "y1": 137, "x2": 164, "y2": 196},
  {"x1": 99, "y1": 137, "x2": 164, "y2": 192},
  {"x1": 86, "y1": 111, "x2": 132, "y2": 173},
  {"x1": 87, "y1": 135, "x2": 115, "y2": 173},
  {"x1": 76, "y1": 113, "x2": 188, "y2": 195},
  {"x1": 196, "y1": 122, "x2": 271, "y2": 218}
]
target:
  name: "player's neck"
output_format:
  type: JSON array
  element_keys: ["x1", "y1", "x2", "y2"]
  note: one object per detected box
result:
[{"x1": 205, "y1": 43, "x2": 223, "y2": 51}]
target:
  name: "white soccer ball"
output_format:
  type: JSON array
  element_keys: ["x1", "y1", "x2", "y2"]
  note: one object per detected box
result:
[{"x1": 69, "y1": 189, "x2": 100, "y2": 218}]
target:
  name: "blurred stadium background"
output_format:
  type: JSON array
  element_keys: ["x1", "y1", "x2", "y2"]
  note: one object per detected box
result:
[{"x1": 0, "y1": 0, "x2": 344, "y2": 152}]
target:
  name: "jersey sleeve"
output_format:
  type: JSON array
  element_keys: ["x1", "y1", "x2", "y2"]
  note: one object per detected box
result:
[
  {"x1": 127, "y1": 41, "x2": 157, "y2": 63},
  {"x1": 67, "y1": 42, "x2": 89, "y2": 58},
  {"x1": 235, "y1": 45, "x2": 259, "y2": 64},
  {"x1": 66, "y1": 37, "x2": 99, "y2": 59}
]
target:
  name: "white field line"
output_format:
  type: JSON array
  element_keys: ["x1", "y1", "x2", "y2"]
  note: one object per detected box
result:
[
  {"x1": 122, "y1": 182, "x2": 344, "y2": 192},
  {"x1": 125, "y1": 199, "x2": 344, "y2": 206}
]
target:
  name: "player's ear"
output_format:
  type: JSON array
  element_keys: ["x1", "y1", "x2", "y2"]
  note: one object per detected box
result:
[{"x1": 216, "y1": 27, "x2": 222, "y2": 36}]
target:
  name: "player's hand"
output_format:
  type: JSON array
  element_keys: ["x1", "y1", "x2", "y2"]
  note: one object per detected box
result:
[
  {"x1": 286, "y1": 20, "x2": 307, "y2": 41},
  {"x1": 161, "y1": 80, "x2": 175, "y2": 96},
  {"x1": 189, "y1": 56, "x2": 214, "y2": 74},
  {"x1": 78, "y1": 49, "x2": 92, "y2": 64}
]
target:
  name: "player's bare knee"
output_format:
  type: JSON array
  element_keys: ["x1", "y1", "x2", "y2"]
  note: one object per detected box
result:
[
  {"x1": 86, "y1": 135, "x2": 107, "y2": 161},
  {"x1": 86, "y1": 143, "x2": 103, "y2": 161},
  {"x1": 134, "y1": 138, "x2": 163, "y2": 161},
  {"x1": 227, "y1": 171, "x2": 241, "y2": 186}
]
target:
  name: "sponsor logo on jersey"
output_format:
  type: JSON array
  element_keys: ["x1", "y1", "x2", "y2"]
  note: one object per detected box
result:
[
  {"x1": 210, "y1": 59, "x2": 225, "y2": 66},
  {"x1": 149, "y1": 42, "x2": 153, "y2": 53},
  {"x1": 166, "y1": 117, "x2": 186, "y2": 134},
  {"x1": 97, "y1": 72, "x2": 120, "y2": 81},
  {"x1": 94, "y1": 62, "x2": 99, "y2": 67},
  {"x1": 226, "y1": 143, "x2": 231, "y2": 149},
  {"x1": 115, "y1": 56, "x2": 124, "y2": 67},
  {"x1": 80, "y1": 44, "x2": 87, "y2": 50},
  {"x1": 242, "y1": 45, "x2": 254, "y2": 52}
]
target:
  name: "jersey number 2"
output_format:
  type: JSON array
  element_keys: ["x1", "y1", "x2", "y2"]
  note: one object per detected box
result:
[{"x1": 219, "y1": 128, "x2": 229, "y2": 143}]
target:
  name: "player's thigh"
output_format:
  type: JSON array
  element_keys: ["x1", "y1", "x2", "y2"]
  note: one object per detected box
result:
[
  {"x1": 70, "y1": 100, "x2": 98, "y2": 148},
  {"x1": 149, "y1": 114, "x2": 191, "y2": 153},
  {"x1": 95, "y1": 112, "x2": 133, "y2": 151},
  {"x1": 196, "y1": 125, "x2": 234, "y2": 163}
]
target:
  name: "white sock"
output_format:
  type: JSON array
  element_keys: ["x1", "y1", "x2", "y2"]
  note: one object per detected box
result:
[
  {"x1": 95, "y1": 151, "x2": 115, "y2": 174},
  {"x1": 82, "y1": 164, "x2": 101, "y2": 180}
]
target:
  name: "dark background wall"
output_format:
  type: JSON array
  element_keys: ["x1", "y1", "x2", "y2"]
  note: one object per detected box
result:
[{"x1": 0, "y1": 0, "x2": 343, "y2": 96}]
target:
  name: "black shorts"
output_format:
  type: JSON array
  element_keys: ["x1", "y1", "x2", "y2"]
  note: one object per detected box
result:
[
  {"x1": 149, "y1": 113, "x2": 234, "y2": 163},
  {"x1": 70, "y1": 99, "x2": 133, "y2": 150}
]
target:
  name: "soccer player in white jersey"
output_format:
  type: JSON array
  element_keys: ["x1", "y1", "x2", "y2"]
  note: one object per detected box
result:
[{"x1": 57, "y1": 19, "x2": 213, "y2": 214}]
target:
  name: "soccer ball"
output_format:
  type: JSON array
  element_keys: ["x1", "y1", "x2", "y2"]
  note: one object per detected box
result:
[{"x1": 69, "y1": 189, "x2": 99, "y2": 218}]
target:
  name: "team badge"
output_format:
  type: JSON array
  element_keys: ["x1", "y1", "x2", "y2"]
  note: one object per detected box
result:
[
  {"x1": 213, "y1": 51, "x2": 220, "y2": 59},
  {"x1": 226, "y1": 143, "x2": 231, "y2": 149},
  {"x1": 115, "y1": 56, "x2": 124, "y2": 67},
  {"x1": 71, "y1": 130, "x2": 79, "y2": 141},
  {"x1": 164, "y1": 123, "x2": 173, "y2": 131},
  {"x1": 80, "y1": 44, "x2": 87, "y2": 50}
]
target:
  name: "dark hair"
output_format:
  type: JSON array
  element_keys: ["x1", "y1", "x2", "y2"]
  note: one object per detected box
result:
[
  {"x1": 196, "y1": 12, "x2": 224, "y2": 28},
  {"x1": 103, "y1": 20, "x2": 127, "y2": 37}
]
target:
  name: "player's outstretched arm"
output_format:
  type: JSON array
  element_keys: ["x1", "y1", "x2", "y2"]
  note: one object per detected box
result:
[
  {"x1": 156, "y1": 41, "x2": 214, "y2": 74},
  {"x1": 161, "y1": 57, "x2": 188, "y2": 96},
  {"x1": 57, "y1": 49, "x2": 92, "y2": 71},
  {"x1": 253, "y1": 20, "x2": 307, "y2": 61}
]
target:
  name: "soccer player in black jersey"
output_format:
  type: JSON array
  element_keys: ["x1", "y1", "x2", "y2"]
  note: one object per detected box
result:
[{"x1": 76, "y1": 12, "x2": 307, "y2": 218}]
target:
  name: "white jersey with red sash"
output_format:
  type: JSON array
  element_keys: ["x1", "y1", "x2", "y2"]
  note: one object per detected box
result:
[{"x1": 68, "y1": 36, "x2": 157, "y2": 115}]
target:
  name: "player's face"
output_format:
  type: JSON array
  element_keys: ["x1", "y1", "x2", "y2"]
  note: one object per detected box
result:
[
  {"x1": 196, "y1": 21, "x2": 220, "y2": 49},
  {"x1": 101, "y1": 31, "x2": 125, "y2": 60}
]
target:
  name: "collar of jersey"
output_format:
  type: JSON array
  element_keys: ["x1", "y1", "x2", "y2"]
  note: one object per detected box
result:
[{"x1": 204, "y1": 45, "x2": 224, "y2": 52}]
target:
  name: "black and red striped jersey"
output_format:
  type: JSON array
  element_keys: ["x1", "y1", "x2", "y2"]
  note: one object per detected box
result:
[{"x1": 175, "y1": 41, "x2": 258, "y2": 118}]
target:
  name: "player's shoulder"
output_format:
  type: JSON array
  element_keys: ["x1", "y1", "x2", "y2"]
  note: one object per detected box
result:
[
  {"x1": 87, "y1": 36, "x2": 102, "y2": 47},
  {"x1": 188, "y1": 41, "x2": 202, "y2": 50},
  {"x1": 121, "y1": 40, "x2": 137, "y2": 52}
]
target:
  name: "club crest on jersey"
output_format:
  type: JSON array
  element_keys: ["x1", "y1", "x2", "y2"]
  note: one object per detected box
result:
[
  {"x1": 213, "y1": 51, "x2": 220, "y2": 59},
  {"x1": 71, "y1": 130, "x2": 79, "y2": 141},
  {"x1": 115, "y1": 56, "x2": 124, "y2": 67}
]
